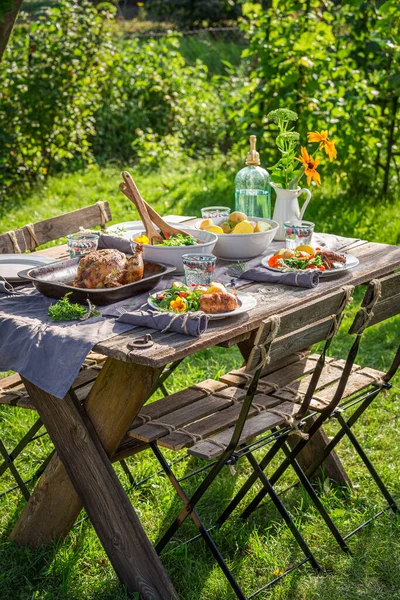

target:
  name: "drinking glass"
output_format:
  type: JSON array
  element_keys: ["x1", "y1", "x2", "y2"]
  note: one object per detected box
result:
[
  {"x1": 67, "y1": 232, "x2": 99, "y2": 258},
  {"x1": 182, "y1": 254, "x2": 216, "y2": 286},
  {"x1": 284, "y1": 221, "x2": 315, "y2": 250},
  {"x1": 201, "y1": 206, "x2": 231, "y2": 219}
]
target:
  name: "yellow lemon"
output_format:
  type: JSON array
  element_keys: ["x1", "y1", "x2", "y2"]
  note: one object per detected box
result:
[
  {"x1": 296, "y1": 244, "x2": 315, "y2": 255},
  {"x1": 232, "y1": 220, "x2": 254, "y2": 234},
  {"x1": 199, "y1": 218, "x2": 214, "y2": 230},
  {"x1": 254, "y1": 221, "x2": 272, "y2": 233},
  {"x1": 205, "y1": 225, "x2": 224, "y2": 234},
  {"x1": 206, "y1": 282, "x2": 227, "y2": 294}
]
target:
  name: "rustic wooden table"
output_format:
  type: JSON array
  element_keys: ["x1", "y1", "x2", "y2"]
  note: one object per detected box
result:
[{"x1": 7, "y1": 228, "x2": 400, "y2": 600}]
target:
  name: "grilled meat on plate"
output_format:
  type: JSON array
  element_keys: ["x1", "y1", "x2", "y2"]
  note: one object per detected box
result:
[{"x1": 316, "y1": 250, "x2": 346, "y2": 271}]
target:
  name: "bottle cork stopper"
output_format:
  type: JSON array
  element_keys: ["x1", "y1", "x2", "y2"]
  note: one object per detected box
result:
[{"x1": 245, "y1": 135, "x2": 260, "y2": 166}]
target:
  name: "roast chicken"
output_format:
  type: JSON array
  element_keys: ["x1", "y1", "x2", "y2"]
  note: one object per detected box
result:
[{"x1": 72, "y1": 247, "x2": 144, "y2": 289}]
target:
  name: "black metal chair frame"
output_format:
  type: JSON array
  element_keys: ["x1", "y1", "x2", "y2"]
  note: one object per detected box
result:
[
  {"x1": 220, "y1": 278, "x2": 400, "y2": 552},
  {"x1": 0, "y1": 359, "x2": 184, "y2": 500},
  {"x1": 148, "y1": 288, "x2": 355, "y2": 600}
]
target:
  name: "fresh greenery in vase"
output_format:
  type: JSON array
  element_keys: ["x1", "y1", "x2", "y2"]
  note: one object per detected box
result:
[{"x1": 267, "y1": 108, "x2": 337, "y2": 189}]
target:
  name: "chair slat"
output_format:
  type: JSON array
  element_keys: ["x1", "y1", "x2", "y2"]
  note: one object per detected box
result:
[
  {"x1": 158, "y1": 394, "x2": 281, "y2": 451},
  {"x1": 0, "y1": 202, "x2": 111, "y2": 253},
  {"x1": 129, "y1": 380, "x2": 227, "y2": 430},
  {"x1": 247, "y1": 316, "x2": 336, "y2": 372},
  {"x1": 362, "y1": 272, "x2": 400, "y2": 305},
  {"x1": 252, "y1": 289, "x2": 351, "y2": 351},
  {"x1": 130, "y1": 394, "x2": 235, "y2": 443},
  {"x1": 313, "y1": 367, "x2": 385, "y2": 404},
  {"x1": 349, "y1": 293, "x2": 400, "y2": 333},
  {"x1": 189, "y1": 401, "x2": 301, "y2": 461}
]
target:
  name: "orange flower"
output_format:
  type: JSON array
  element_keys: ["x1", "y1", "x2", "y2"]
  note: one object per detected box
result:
[
  {"x1": 170, "y1": 296, "x2": 187, "y2": 313},
  {"x1": 296, "y1": 146, "x2": 321, "y2": 186},
  {"x1": 307, "y1": 130, "x2": 337, "y2": 161}
]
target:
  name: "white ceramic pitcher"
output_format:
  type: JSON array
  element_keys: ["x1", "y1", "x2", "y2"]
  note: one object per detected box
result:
[{"x1": 272, "y1": 185, "x2": 312, "y2": 241}]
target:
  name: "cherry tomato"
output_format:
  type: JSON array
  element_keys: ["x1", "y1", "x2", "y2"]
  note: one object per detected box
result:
[
  {"x1": 319, "y1": 266, "x2": 326, "y2": 272},
  {"x1": 179, "y1": 291, "x2": 188, "y2": 298}
]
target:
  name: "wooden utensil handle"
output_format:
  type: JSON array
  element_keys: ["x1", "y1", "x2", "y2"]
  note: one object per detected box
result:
[
  {"x1": 120, "y1": 177, "x2": 188, "y2": 237},
  {"x1": 122, "y1": 172, "x2": 162, "y2": 244}
]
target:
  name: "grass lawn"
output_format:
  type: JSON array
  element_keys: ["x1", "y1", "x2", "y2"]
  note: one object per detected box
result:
[{"x1": 0, "y1": 162, "x2": 399, "y2": 600}]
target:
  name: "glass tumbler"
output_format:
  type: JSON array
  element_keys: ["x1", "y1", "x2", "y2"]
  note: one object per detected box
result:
[
  {"x1": 67, "y1": 232, "x2": 99, "y2": 258},
  {"x1": 182, "y1": 254, "x2": 216, "y2": 287},
  {"x1": 201, "y1": 206, "x2": 231, "y2": 220},
  {"x1": 284, "y1": 221, "x2": 315, "y2": 250}
]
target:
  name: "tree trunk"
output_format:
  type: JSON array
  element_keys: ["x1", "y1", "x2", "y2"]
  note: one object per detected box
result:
[{"x1": 0, "y1": 0, "x2": 23, "y2": 62}]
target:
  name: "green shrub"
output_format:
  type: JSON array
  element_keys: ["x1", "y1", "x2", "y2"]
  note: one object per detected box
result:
[
  {"x1": 235, "y1": 0, "x2": 400, "y2": 196},
  {"x1": 0, "y1": 0, "x2": 115, "y2": 205},
  {"x1": 93, "y1": 35, "x2": 233, "y2": 165},
  {"x1": 146, "y1": 0, "x2": 241, "y2": 27}
]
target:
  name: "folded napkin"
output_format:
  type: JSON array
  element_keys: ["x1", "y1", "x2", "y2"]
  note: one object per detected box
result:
[
  {"x1": 116, "y1": 308, "x2": 209, "y2": 337},
  {"x1": 240, "y1": 267, "x2": 319, "y2": 288},
  {"x1": 98, "y1": 233, "x2": 133, "y2": 254}
]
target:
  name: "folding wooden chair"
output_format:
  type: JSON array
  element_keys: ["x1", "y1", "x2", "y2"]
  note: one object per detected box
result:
[
  {"x1": 0, "y1": 201, "x2": 111, "y2": 254},
  {"x1": 232, "y1": 273, "x2": 400, "y2": 550},
  {"x1": 127, "y1": 285, "x2": 354, "y2": 599}
]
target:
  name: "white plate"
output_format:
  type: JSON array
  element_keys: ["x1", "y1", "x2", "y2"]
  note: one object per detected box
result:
[
  {"x1": 261, "y1": 252, "x2": 359, "y2": 278},
  {"x1": 0, "y1": 254, "x2": 55, "y2": 283},
  {"x1": 106, "y1": 221, "x2": 144, "y2": 239},
  {"x1": 107, "y1": 220, "x2": 184, "y2": 241},
  {"x1": 148, "y1": 291, "x2": 257, "y2": 320}
]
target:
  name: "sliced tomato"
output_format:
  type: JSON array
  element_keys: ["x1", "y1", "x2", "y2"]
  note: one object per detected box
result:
[
  {"x1": 178, "y1": 291, "x2": 188, "y2": 298},
  {"x1": 318, "y1": 266, "x2": 326, "y2": 272}
]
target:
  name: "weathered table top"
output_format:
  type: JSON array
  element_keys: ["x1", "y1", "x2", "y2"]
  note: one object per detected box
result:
[{"x1": 35, "y1": 225, "x2": 400, "y2": 369}]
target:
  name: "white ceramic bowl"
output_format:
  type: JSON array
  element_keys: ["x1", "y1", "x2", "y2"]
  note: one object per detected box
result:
[
  {"x1": 195, "y1": 216, "x2": 279, "y2": 260},
  {"x1": 131, "y1": 227, "x2": 217, "y2": 272}
]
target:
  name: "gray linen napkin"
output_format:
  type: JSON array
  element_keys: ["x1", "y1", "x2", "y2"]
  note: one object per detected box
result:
[
  {"x1": 116, "y1": 308, "x2": 209, "y2": 337},
  {"x1": 0, "y1": 292, "x2": 135, "y2": 398},
  {"x1": 239, "y1": 267, "x2": 319, "y2": 288},
  {"x1": 98, "y1": 233, "x2": 133, "y2": 254}
]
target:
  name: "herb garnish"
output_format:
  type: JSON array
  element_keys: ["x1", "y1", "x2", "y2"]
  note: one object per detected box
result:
[{"x1": 48, "y1": 293, "x2": 100, "y2": 322}]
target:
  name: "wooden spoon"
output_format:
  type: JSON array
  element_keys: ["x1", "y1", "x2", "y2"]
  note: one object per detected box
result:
[
  {"x1": 120, "y1": 172, "x2": 191, "y2": 238},
  {"x1": 121, "y1": 172, "x2": 163, "y2": 245}
]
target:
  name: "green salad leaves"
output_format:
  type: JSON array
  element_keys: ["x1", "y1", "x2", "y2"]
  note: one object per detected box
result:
[{"x1": 155, "y1": 233, "x2": 198, "y2": 247}]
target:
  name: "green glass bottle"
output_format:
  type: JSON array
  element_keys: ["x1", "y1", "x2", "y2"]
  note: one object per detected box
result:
[{"x1": 234, "y1": 135, "x2": 271, "y2": 218}]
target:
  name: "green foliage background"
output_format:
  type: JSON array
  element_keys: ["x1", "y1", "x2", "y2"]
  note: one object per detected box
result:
[{"x1": 0, "y1": 0, "x2": 399, "y2": 208}]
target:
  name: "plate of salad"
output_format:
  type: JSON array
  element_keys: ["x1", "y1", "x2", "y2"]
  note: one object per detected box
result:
[
  {"x1": 261, "y1": 245, "x2": 359, "y2": 277},
  {"x1": 148, "y1": 282, "x2": 256, "y2": 320}
]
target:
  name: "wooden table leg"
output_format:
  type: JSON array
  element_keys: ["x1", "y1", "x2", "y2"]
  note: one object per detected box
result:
[
  {"x1": 10, "y1": 359, "x2": 178, "y2": 600},
  {"x1": 237, "y1": 340, "x2": 351, "y2": 487}
]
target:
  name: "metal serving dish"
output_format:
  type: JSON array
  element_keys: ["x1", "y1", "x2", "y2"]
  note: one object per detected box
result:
[{"x1": 18, "y1": 257, "x2": 176, "y2": 305}]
